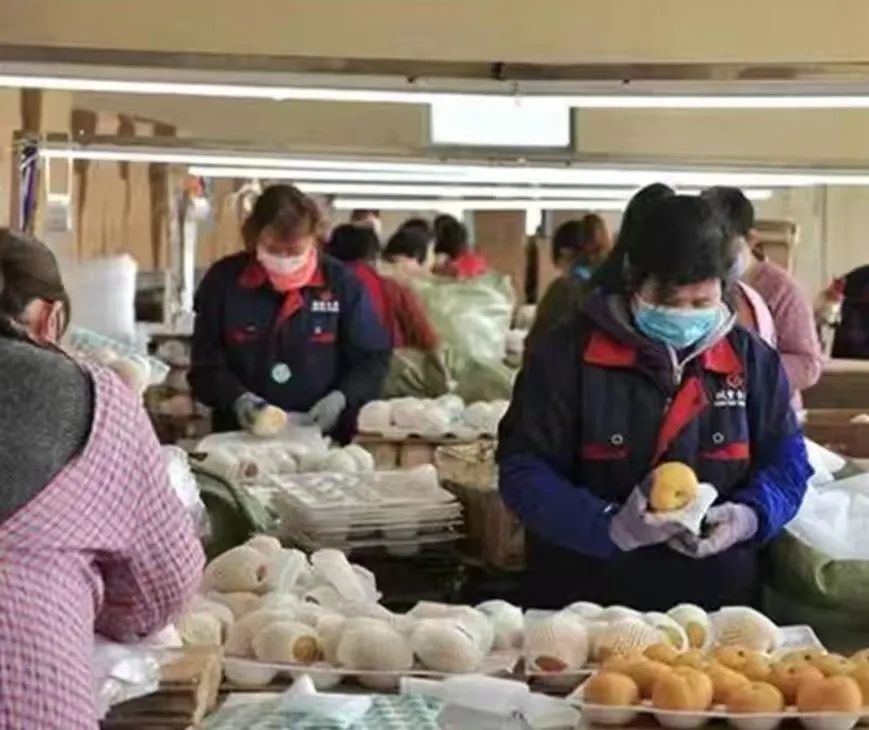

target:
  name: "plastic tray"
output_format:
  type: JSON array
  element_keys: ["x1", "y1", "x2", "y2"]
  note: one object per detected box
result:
[
  {"x1": 222, "y1": 649, "x2": 520, "y2": 690},
  {"x1": 569, "y1": 682, "x2": 862, "y2": 730},
  {"x1": 521, "y1": 608, "x2": 824, "y2": 687}
]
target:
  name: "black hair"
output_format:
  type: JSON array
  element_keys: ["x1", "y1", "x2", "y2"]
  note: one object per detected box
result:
[
  {"x1": 241, "y1": 184, "x2": 323, "y2": 250},
  {"x1": 433, "y1": 214, "x2": 459, "y2": 237},
  {"x1": 433, "y1": 217, "x2": 469, "y2": 259},
  {"x1": 591, "y1": 183, "x2": 676, "y2": 290},
  {"x1": 701, "y1": 186, "x2": 755, "y2": 238},
  {"x1": 0, "y1": 229, "x2": 70, "y2": 340},
  {"x1": 551, "y1": 214, "x2": 607, "y2": 266},
  {"x1": 326, "y1": 223, "x2": 380, "y2": 263},
  {"x1": 399, "y1": 217, "x2": 433, "y2": 242},
  {"x1": 384, "y1": 228, "x2": 429, "y2": 264},
  {"x1": 623, "y1": 195, "x2": 734, "y2": 295}
]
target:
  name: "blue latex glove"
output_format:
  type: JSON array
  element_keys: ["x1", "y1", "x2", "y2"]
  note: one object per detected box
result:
[
  {"x1": 609, "y1": 481, "x2": 686, "y2": 552},
  {"x1": 234, "y1": 392, "x2": 268, "y2": 431},
  {"x1": 669, "y1": 502, "x2": 759, "y2": 559},
  {"x1": 307, "y1": 390, "x2": 347, "y2": 432}
]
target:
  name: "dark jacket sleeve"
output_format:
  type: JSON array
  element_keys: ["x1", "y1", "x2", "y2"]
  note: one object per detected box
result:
[
  {"x1": 497, "y1": 319, "x2": 618, "y2": 559},
  {"x1": 731, "y1": 335, "x2": 812, "y2": 542},
  {"x1": 336, "y1": 272, "x2": 392, "y2": 408},
  {"x1": 188, "y1": 264, "x2": 248, "y2": 410}
]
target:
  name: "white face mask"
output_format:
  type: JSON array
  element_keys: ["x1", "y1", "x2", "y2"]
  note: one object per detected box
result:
[{"x1": 257, "y1": 247, "x2": 307, "y2": 275}]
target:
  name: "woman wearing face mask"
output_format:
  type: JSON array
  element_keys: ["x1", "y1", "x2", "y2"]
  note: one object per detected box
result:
[
  {"x1": 526, "y1": 215, "x2": 612, "y2": 356},
  {"x1": 497, "y1": 195, "x2": 810, "y2": 610},
  {"x1": 189, "y1": 184, "x2": 391, "y2": 441},
  {"x1": 0, "y1": 229, "x2": 203, "y2": 729}
]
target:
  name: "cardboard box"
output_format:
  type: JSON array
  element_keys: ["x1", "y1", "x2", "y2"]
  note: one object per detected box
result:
[{"x1": 803, "y1": 409, "x2": 869, "y2": 457}]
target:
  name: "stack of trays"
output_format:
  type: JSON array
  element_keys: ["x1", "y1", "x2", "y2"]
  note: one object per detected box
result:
[{"x1": 267, "y1": 466, "x2": 463, "y2": 555}]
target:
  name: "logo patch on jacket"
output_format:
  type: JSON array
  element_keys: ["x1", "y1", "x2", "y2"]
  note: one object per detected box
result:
[
  {"x1": 311, "y1": 299, "x2": 340, "y2": 314},
  {"x1": 712, "y1": 387, "x2": 746, "y2": 408}
]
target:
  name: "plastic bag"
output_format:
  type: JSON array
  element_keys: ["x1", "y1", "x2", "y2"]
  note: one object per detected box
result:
[
  {"x1": 768, "y1": 471, "x2": 869, "y2": 610},
  {"x1": 63, "y1": 255, "x2": 138, "y2": 344},
  {"x1": 411, "y1": 273, "x2": 514, "y2": 363}
]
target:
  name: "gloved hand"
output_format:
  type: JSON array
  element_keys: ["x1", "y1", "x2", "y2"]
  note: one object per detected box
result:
[
  {"x1": 609, "y1": 482, "x2": 687, "y2": 552},
  {"x1": 235, "y1": 393, "x2": 288, "y2": 437},
  {"x1": 669, "y1": 502, "x2": 758, "y2": 559},
  {"x1": 235, "y1": 392, "x2": 268, "y2": 430},
  {"x1": 307, "y1": 391, "x2": 347, "y2": 432}
]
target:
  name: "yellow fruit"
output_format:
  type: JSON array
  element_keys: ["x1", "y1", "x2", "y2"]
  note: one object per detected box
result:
[
  {"x1": 810, "y1": 653, "x2": 855, "y2": 678},
  {"x1": 645, "y1": 642, "x2": 681, "y2": 665},
  {"x1": 714, "y1": 646, "x2": 762, "y2": 673},
  {"x1": 648, "y1": 462, "x2": 699, "y2": 512},
  {"x1": 686, "y1": 622, "x2": 708, "y2": 650},
  {"x1": 671, "y1": 666, "x2": 714, "y2": 709},
  {"x1": 769, "y1": 662, "x2": 824, "y2": 704},
  {"x1": 850, "y1": 648, "x2": 869, "y2": 666},
  {"x1": 674, "y1": 650, "x2": 711, "y2": 670},
  {"x1": 584, "y1": 671, "x2": 641, "y2": 706},
  {"x1": 706, "y1": 662, "x2": 752, "y2": 704},
  {"x1": 779, "y1": 649, "x2": 824, "y2": 666},
  {"x1": 742, "y1": 655, "x2": 772, "y2": 682},
  {"x1": 652, "y1": 668, "x2": 712, "y2": 711},
  {"x1": 848, "y1": 665, "x2": 869, "y2": 703},
  {"x1": 625, "y1": 659, "x2": 673, "y2": 699},
  {"x1": 796, "y1": 676, "x2": 862, "y2": 713},
  {"x1": 727, "y1": 682, "x2": 785, "y2": 713},
  {"x1": 602, "y1": 651, "x2": 646, "y2": 674}
]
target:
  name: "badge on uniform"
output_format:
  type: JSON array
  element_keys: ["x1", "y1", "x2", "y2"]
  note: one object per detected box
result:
[
  {"x1": 311, "y1": 299, "x2": 340, "y2": 314},
  {"x1": 271, "y1": 362, "x2": 292, "y2": 384}
]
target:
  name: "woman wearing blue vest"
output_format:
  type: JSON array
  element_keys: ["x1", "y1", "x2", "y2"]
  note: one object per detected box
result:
[
  {"x1": 497, "y1": 195, "x2": 810, "y2": 611},
  {"x1": 189, "y1": 185, "x2": 391, "y2": 442}
]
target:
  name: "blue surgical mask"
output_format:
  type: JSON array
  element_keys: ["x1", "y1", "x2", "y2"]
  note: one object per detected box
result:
[
  {"x1": 633, "y1": 297, "x2": 721, "y2": 349},
  {"x1": 572, "y1": 264, "x2": 592, "y2": 281}
]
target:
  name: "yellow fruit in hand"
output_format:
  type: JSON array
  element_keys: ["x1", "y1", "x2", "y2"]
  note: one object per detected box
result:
[{"x1": 649, "y1": 462, "x2": 699, "y2": 512}]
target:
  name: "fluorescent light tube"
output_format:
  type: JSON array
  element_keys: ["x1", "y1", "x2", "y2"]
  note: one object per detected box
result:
[
  {"x1": 8, "y1": 73, "x2": 869, "y2": 110},
  {"x1": 42, "y1": 146, "x2": 867, "y2": 188},
  {"x1": 332, "y1": 198, "x2": 627, "y2": 211}
]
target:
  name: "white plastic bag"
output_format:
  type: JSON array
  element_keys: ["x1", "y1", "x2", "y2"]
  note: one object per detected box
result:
[
  {"x1": 63, "y1": 255, "x2": 138, "y2": 344},
  {"x1": 786, "y1": 475, "x2": 869, "y2": 561}
]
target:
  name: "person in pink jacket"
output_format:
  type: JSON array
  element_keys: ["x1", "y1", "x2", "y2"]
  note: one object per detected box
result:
[
  {"x1": 0, "y1": 229, "x2": 204, "y2": 730},
  {"x1": 703, "y1": 188, "x2": 823, "y2": 404}
]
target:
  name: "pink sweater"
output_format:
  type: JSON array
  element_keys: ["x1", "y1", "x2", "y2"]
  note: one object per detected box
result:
[{"x1": 744, "y1": 260, "x2": 823, "y2": 397}]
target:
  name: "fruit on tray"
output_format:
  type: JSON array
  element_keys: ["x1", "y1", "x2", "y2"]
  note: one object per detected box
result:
[
  {"x1": 667, "y1": 604, "x2": 712, "y2": 651},
  {"x1": 741, "y1": 654, "x2": 772, "y2": 682},
  {"x1": 648, "y1": 462, "x2": 699, "y2": 512},
  {"x1": 645, "y1": 642, "x2": 681, "y2": 665},
  {"x1": 713, "y1": 645, "x2": 764, "y2": 673},
  {"x1": 809, "y1": 652, "x2": 856, "y2": 677},
  {"x1": 652, "y1": 667, "x2": 712, "y2": 711},
  {"x1": 727, "y1": 681, "x2": 786, "y2": 713},
  {"x1": 584, "y1": 671, "x2": 641, "y2": 706},
  {"x1": 705, "y1": 661, "x2": 752, "y2": 704},
  {"x1": 673, "y1": 649, "x2": 712, "y2": 670},
  {"x1": 602, "y1": 651, "x2": 646, "y2": 674},
  {"x1": 848, "y1": 665, "x2": 869, "y2": 702},
  {"x1": 624, "y1": 658, "x2": 673, "y2": 699},
  {"x1": 769, "y1": 662, "x2": 824, "y2": 704},
  {"x1": 796, "y1": 675, "x2": 863, "y2": 713}
]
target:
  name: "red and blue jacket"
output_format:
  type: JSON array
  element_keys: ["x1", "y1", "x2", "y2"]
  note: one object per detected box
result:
[
  {"x1": 189, "y1": 252, "x2": 391, "y2": 436},
  {"x1": 497, "y1": 291, "x2": 811, "y2": 610}
]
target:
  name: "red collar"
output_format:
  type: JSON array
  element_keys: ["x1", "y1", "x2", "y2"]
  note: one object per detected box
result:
[
  {"x1": 583, "y1": 329, "x2": 743, "y2": 376},
  {"x1": 238, "y1": 257, "x2": 325, "y2": 290}
]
